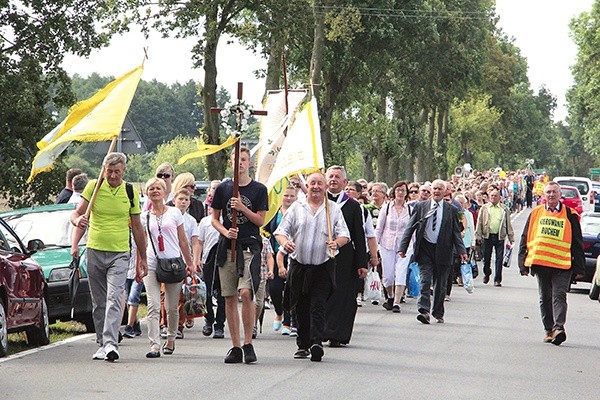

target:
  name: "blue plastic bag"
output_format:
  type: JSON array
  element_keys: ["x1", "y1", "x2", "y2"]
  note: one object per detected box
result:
[
  {"x1": 460, "y1": 262, "x2": 474, "y2": 294},
  {"x1": 407, "y1": 261, "x2": 421, "y2": 297}
]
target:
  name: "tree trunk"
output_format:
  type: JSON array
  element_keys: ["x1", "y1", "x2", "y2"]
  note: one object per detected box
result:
[
  {"x1": 202, "y1": 7, "x2": 226, "y2": 179},
  {"x1": 436, "y1": 106, "x2": 448, "y2": 180},
  {"x1": 264, "y1": 34, "x2": 283, "y2": 95},
  {"x1": 363, "y1": 152, "x2": 374, "y2": 181}
]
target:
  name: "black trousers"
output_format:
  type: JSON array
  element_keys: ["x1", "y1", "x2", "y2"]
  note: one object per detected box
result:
[
  {"x1": 483, "y1": 234, "x2": 505, "y2": 283},
  {"x1": 203, "y1": 246, "x2": 226, "y2": 330},
  {"x1": 289, "y1": 259, "x2": 333, "y2": 350},
  {"x1": 416, "y1": 240, "x2": 451, "y2": 319}
]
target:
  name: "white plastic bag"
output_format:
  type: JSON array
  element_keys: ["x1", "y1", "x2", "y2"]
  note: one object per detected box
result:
[
  {"x1": 182, "y1": 274, "x2": 208, "y2": 318},
  {"x1": 363, "y1": 268, "x2": 382, "y2": 302}
]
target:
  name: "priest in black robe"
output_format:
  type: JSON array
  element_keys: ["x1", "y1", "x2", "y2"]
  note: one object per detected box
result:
[{"x1": 324, "y1": 166, "x2": 367, "y2": 347}]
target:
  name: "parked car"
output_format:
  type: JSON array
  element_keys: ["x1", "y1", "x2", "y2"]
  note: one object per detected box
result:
[
  {"x1": 592, "y1": 181, "x2": 600, "y2": 213},
  {"x1": 193, "y1": 181, "x2": 211, "y2": 203},
  {"x1": 0, "y1": 215, "x2": 49, "y2": 357},
  {"x1": 553, "y1": 176, "x2": 594, "y2": 212},
  {"x1": 0, "y1": 204, "x2": 94, "y2": 332},
  {"x1": 536, "y1": 185, "x2": 584, "y2": 216},
  {"x1": 579, "y1": 212, "x2": 600, "y2": 283}
]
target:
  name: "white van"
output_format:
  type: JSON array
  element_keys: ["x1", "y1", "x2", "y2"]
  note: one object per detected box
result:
[{"x1": 553, "y1": 176, "x2": 594, "y2": 212}]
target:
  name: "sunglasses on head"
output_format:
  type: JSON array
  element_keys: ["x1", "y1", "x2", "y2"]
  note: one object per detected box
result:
[{"x1": 157, "y1": 173, "x2": 171, "y2": 179}]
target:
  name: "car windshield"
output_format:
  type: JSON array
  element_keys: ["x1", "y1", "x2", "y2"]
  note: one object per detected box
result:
[
  {"x1": 581, "y1": 216, "x2": 600, "y2": 235},
  {"x1": 561, "y1": 188, "x2": 579, "y2": 199},
  {"x1": 557, "y1": 180, "x2": 589, "y2": 196},
  {"x1": 4, "y1": 209, "x2": 87, "y2": 247}
]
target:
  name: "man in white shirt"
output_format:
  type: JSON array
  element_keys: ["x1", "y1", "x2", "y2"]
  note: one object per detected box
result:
[{"x1": 275, "y1": 172, "x2": 349, "y2": 362}]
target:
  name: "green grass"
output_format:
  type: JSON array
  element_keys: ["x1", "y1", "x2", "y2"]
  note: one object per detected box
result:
[
  {"x1": 7, "y1": 320, "x2": 87, "y2": 356},
  {"x1": 6, "y1": 300, "x2": 148, "y2": 357}
]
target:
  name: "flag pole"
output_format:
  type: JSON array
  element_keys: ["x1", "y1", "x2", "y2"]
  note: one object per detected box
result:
[
  {"x1": 84, "y1": 136, "x2": 119, "y2": 218},
  {"x1": 324, "y1": 174, "x2": 334, "y2": 258}
]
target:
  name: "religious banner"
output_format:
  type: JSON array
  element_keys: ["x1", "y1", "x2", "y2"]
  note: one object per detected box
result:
[{"x1": 263, "y1": 97, "x2": 324, "y2": 225}]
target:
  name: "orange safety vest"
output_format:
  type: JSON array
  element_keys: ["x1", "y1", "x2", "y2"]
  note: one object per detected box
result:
[{"x1": 525, "y1": 205, "x2": 572, "y2": 269}]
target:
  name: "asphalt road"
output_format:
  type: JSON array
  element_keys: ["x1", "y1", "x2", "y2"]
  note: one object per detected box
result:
[{"x1": 1, "y1": 208, "x2": 599, "y2": 400}]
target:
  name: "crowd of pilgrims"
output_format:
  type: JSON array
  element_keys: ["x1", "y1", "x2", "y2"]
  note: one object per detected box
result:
[{"x1": 111, "y1": 162, "x2": 544, "y2": 359}]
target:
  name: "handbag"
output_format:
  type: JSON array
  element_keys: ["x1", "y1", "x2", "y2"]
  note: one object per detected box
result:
[
  {"x1": 146, "y1": 213, "x2": 187, "y2": 283},
  {"x1": 363, "y1": 268, "x2": 382, "y2": 302}
]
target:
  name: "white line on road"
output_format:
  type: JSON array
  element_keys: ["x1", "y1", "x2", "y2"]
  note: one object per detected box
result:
[{"x1": 0, "y1": 333, "x2": 94, "y2": 364}]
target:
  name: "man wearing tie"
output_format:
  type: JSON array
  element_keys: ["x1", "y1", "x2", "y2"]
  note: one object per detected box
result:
[{"x1": 399, "y1": 179, "x2": 467, "y2": 324}]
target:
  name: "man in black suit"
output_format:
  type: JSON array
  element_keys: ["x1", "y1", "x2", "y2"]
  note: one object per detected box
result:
[{"x1": 399, "y1": 179, "x2": 467, "y2": 324}]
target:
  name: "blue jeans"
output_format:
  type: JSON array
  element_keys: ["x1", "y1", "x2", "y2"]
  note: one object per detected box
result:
[{"x1": 483, "y1": 234, "x2": 504, "y2": 283}]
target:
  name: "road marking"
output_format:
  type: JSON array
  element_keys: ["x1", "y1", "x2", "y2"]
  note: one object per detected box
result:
[{"x1": 0, "y1": 333, "x2": 94, "y2": 364}]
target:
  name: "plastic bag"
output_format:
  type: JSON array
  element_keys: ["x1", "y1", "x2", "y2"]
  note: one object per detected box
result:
[
  {"x1": 363, "y1": 268, "x2": 382, "y2": 302},
  {"x1": 182, "y1": 274, "x2": 207, "y2": 319},
  {"x1": 502, "y1": 244, "x2": 512, "y2": 268},
  {"x1": 460, "y1": 262, "x2": 474, "y2": 294},
  {"x1": 407, "y1": 261, "x2": 421, "y2": 298}
]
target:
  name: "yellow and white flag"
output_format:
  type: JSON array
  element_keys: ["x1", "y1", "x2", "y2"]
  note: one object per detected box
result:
[
  {"x1": 27, "y1": 65, "x2": 144, "y2": 182},
  {"x1": 263, "y1": 97, "x2": 324, "y2": 225}
]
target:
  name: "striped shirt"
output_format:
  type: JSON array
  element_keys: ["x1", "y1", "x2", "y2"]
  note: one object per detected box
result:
[{"x1": 274, "y1": 198, "x2": 350, "y2": 265}]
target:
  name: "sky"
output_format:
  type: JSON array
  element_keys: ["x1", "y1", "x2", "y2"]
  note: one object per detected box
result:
[{"x1": 62, "y1": 1, "x2": 595, "y2": 122}]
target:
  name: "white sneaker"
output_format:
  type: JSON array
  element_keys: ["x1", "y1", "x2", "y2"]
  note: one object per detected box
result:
[
  {"x1": 264, "y1": 300, "x2": 271, "y2": 310},
  {"x1": 356, "y1": 297, "x2": 363, "y2": 307},
  {"x1": 92, "y1": 347, "x2": 106, "y2": 360},
  {"x1": 104, "y1": 344, "x2": 120, "y2": 362}
]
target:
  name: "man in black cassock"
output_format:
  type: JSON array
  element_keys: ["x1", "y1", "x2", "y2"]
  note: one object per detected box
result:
[{"x1": 324, "y1": 166, "x2": 367, "y2": 347}]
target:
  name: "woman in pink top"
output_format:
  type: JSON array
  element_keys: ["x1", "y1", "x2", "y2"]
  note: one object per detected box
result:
[{"x1": 375, "y1": 181, "x2": 414, "y2": 313}]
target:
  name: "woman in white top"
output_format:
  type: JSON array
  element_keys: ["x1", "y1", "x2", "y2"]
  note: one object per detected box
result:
[
  {"x1": 375, "y1": 181, "x2": 413, "y2": 313},
  {"x1": 139, "y1": 178, "x2": 194, "y2": 358}
]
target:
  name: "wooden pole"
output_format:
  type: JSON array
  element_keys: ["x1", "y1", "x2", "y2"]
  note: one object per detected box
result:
[
  {"x1": 324, "y1": 195, "x2": 334, "y2": 258},
  {"x1": 230, "y1": 136, "x2": 241, "y2": 262}
]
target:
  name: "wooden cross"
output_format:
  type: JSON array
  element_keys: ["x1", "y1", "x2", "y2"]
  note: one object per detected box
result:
[{"x1": 211, "y1": 82, "x2": 267, "y2": 261}]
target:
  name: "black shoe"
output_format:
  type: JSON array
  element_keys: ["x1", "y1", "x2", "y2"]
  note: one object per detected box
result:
[
  {"x1": 202, "y1": 324, "x2": 213, "y2": 337},
  {"x1": 294, "y1": 348, "x2": 310, "y2": 359},
  {"x1": 122, "y1": 325, "x2": 135, "y2": 339},
  {"x1": 146, "y1": 350, "x2": 160, "y2": 358},
  {"x1": 310, "y1": 344, "x2": 324, "y2": 362},
  {"x1": 162, "y1": 342, "x2": 175, "y2": 355},
  {"x1": 133, "y1": 320, "x2": 142, "y2": 336},
  {"x1": 242, "y1": 343, "x2": 257, "y2": 364},
  {"x1": 118, "y1": 331, "x2": 123, "y2": 344},
  {"x1": 417, "y1": 312, "x2": 431, "y2": 324},
  {"x1": 224, "y1": 347, "x2": 243, "y2": 363},
  {"x1": 551, "y1": 329, "x2": 566, "y2": 346},
  {"x1": 494, "y1": 282, "x2": 502, "y2": 287},
  {"x1": 328, "y1": 340, "x2": 342, "y2": 348},
  {"x1": 392, "y1": 304, "x2": 401, "y2": 313},
  {"x1": 382, "y1": 298, "x2": 393, "y2": 311},
  {"x1": 213, "y1": 328, "x2": 225, "y2": 339},
  {"x1": 483, "y1": 275, "x2": 490, "y2": 284}
]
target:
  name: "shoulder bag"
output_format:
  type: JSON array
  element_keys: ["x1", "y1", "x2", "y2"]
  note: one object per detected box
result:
[{"x1": 146, "y1": 213, "x2": 187, "y2": 283}]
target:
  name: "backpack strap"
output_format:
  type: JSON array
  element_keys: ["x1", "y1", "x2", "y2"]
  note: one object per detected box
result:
[{"x1": 125, "y1": 182, "x2": 134, "y2": 209}]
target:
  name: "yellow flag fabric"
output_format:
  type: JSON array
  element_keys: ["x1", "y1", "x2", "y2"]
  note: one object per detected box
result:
[
  {"x1": 262, "y1": 97, "x2": 324, "y2": 226},
  {"x1": 178, "y1": 136, "x2": 239, "y2": 165},
  {"x1": 27, "y1": 66, "x2": 144, "y2": 183}
]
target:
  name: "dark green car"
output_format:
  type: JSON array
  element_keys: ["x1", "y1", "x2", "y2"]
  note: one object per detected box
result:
[{"x1": 0, "y1": 204, "x2": 94, "y2": 332}]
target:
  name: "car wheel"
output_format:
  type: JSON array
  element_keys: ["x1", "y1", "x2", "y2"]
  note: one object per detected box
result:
[
  {"x1": 0, "y1": 300, "x2": 8, "y2": 357},
  {"x1": 26, "y1": 298, "x2": 50, "y2": 346}
]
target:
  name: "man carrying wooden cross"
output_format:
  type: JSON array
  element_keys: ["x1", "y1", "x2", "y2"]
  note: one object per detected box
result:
[{"x1": 211, "y1": 147, "x2": 268, "y2": 364}]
